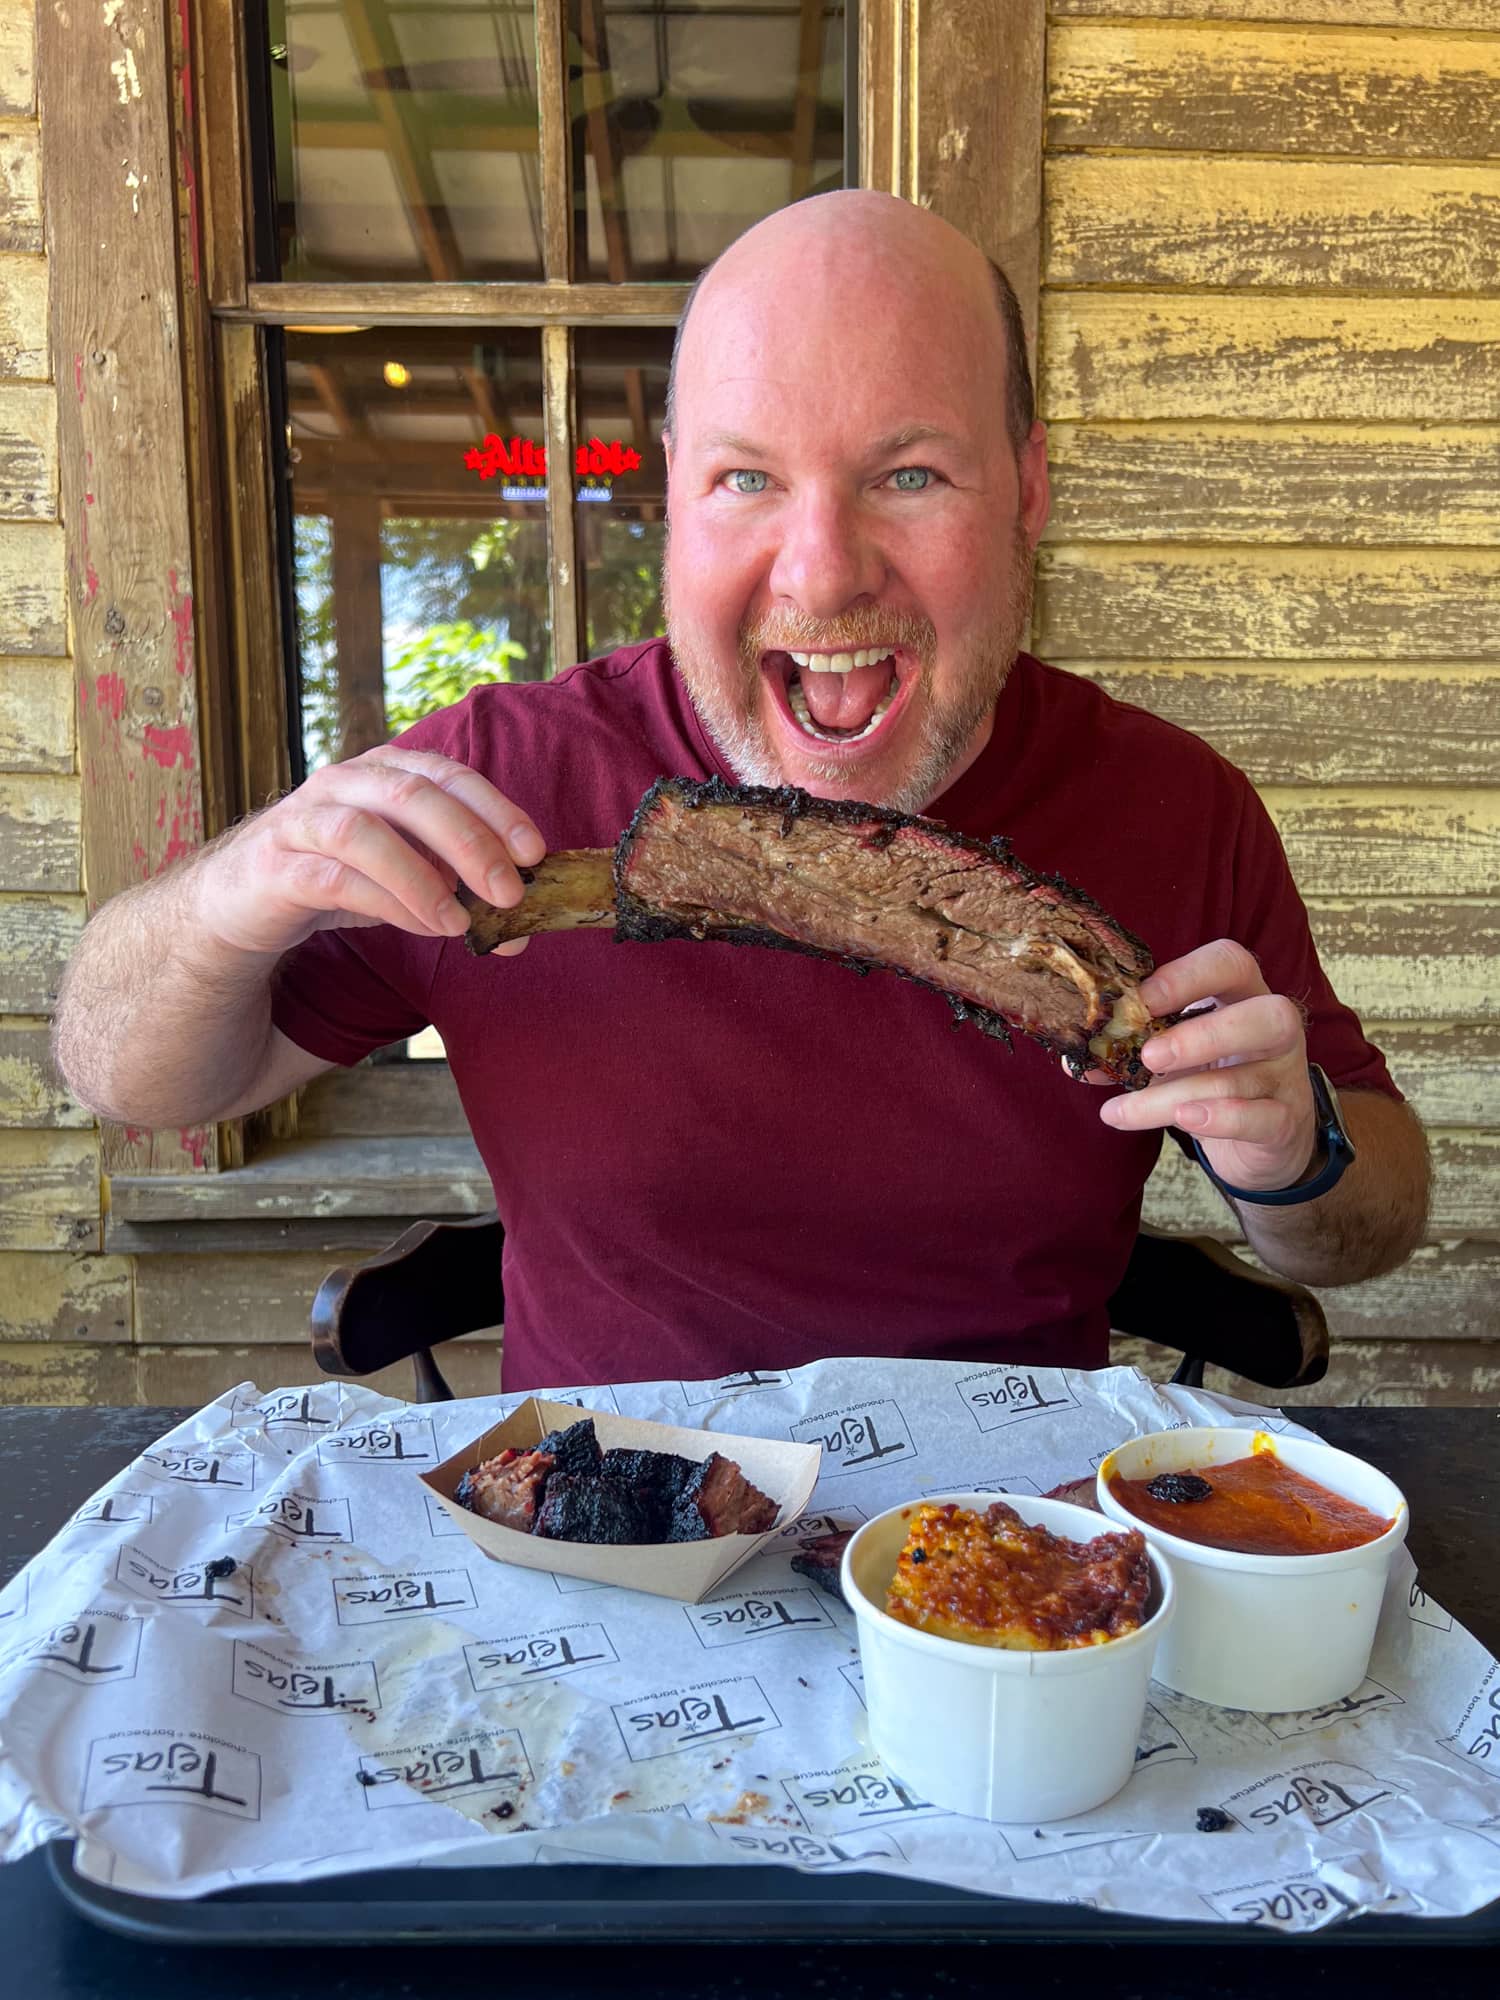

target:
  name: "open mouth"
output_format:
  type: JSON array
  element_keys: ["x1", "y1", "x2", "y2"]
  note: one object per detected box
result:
[{"x1": 761, "y1": 647, "x2": 913, "y2": 749}]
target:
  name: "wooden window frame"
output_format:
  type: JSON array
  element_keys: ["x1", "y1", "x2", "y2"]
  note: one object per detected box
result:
[{"x1": 42, "y1": 0, "x2": 1042, "y2": 1188}]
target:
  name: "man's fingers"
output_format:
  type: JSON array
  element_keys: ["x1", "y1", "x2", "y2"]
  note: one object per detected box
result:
[
  {"x1": 311, "y1": 761, "x2": 537, "y2": 910},
  {"x1": 358, "y1": 746, "x2": 545, "y2": 876},
  {"x1": 1167, "y1": 1095, "x2": 1305, "y2": 1152},
  {"x1": 1139, "y1": 938, "x2": 1267, "y2": 1017},
  {"x1": 1101, "y1": 1063, "x2": 1282, "y2": 1134},
  {"x1": 278, "y1": 852, "x2": 453, "y2": 938},
  {"x1": 1141, "y1": 992, "x2": 1305, "y2": 1077},
  {"x1": 284, "y1": 803, "x2": 469, "y2": 935}
]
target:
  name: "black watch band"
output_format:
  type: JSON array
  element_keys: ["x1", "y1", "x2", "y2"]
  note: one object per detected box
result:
[{"x1": 1189, "y1": 1063, "x2": 1356, "y2": 1208}]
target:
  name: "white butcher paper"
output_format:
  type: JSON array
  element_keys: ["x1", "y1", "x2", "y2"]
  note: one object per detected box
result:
[{"x1": 0, "y1": 1357, "x2": 1497, "y2": 1933}]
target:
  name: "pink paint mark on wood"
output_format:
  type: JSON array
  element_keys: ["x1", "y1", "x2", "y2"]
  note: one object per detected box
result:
[
  {"x1": 179, "y1": 1126, "x2": 209, "y2": 1170},
  {"x1": 162, "y1": 823, "x2": 195, "y2": 868},
  {"x1": 85, "y1": 491, "x2": 94, "y2": 506},
  {"x1": 167, "y1": 569, "x2": 195, "y2": 677},
  {"x1": 155, "y1": 794, "x2": 166, "y2": 831},
  {"x1": 123, "y1": 1126, "x2": 146, "y2": 1146},
  {"x1": 79, "y1": 681, "x2": 90, "y2": 713},
  {"x1": 95, "y1": 672, "x2": 128, "y2": 722},
  {"x1": 74, "y1": 354, "x2": 85, "y2": 404},
  {"x1": 84, "y1": 562, "x2": 100, "y2": 604},
  {"x1": 142, "y1": 722, "x2": 194, "y2": 770}
]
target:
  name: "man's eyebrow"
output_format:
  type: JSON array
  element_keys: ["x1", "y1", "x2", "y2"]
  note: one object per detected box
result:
[{"x1": 695, "y1": 424, "x2": 972, "y2": 460}]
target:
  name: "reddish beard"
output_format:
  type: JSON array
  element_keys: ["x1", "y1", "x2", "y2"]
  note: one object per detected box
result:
[{"x1": 663, "y1": 515, "x2": 1036, "y2": 812}]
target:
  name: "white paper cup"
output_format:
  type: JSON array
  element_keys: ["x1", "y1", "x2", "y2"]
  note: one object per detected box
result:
[
  {"x1": 1096, "y1": 1428, "x2": 1408, "y2": 1714},
  {"x1": 840, "y1": 1492, "x2": 1175, "y2": 1823}
]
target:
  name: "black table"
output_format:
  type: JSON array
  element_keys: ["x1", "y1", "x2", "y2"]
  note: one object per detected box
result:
[{"x1": 1, "y1": 1402, "x2": 1496, "y2": 1998}]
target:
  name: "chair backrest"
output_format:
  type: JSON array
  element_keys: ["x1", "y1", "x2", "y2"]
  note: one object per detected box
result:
[{"x1": 309, "y1": 1215, "x2": 1328, "y2": 1403}]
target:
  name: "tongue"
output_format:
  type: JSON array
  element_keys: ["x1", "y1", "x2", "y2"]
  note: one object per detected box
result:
[{"x1": 800, "y1": 657, "x2": 895, "y2": 731}]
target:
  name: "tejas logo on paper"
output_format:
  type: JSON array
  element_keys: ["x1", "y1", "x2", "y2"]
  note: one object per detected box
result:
[
  {"x1": 708, "y1": 1824, "x2": 906, "y2": 1868},
  {"x1": 954, "y1": 1367, "x2": 1078, "y2": 1431},
  {"x1": 785, "y1": 1759, "x2": 948, "y2": 1834},
  {"x1": 613, "y1": 1677, "x2": 780, "y2": 1762},
  {"x1": 465, "y1": 1622, "x2": 618, "y2": 1690},
  {"x1": 317, "y1": 1417, "x2": 437, "y2": 1466},
  {"x1": 1450, "y1": 1664, "x2": 1500, "y2": 1764},
  {"x1": 69, "y1": 1490, "x2": 156, "y2": 1528},
  {"x1": 333, "y1": 1568, "x2": 477, "y2": 1624},
  {"x1": 235, "y1": 1388, "x2": 341, "y2": 1431},
  {"x1": 685, "y1": 1589, "x2": 835, "y2": 1649},
  {"x1": 83, "y1": 1731, "x2": 262, "y2": 1820},
  {"x1": 679, "y1": 1369, "x2": 791, "y2": 1406},
  {"x1": 115, "y1": 1545, "x2": 254, "y2": 1617},
  {"x1": 773, "y1": 1507, "x2": 867, "y2": 1546},
  {"x1": 142, "y1": 1446, "x2": 256, "y2": 1490},
  {"x1": 0, "y1": 1609, "x2": 143, "y2": 1685},
  {"x1": 232, "y1": 1640, "x2": 381, "y2": 1715},
  {"x1": 1202, "y1": 1875, "x2": 1354, "y2": 1932},
  {"x1": 791, "y1": 1402, "x2": 915, "y2": 1475},
  {"x1": 1225, "y1": 1760, "x2": 1397, "y2": 1833},
  {"x1": 1261, "y1": 1678, "x2": 1405, "y2": 1740},
  {"x1": 355, "y1": 1731, "x2": 531, "y2": 1812},
  {"x1": 227, "y1": 1492, "x2": 353, "y2": 1545}
]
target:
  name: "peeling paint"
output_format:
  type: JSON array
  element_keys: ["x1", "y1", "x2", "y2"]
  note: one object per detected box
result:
[
  {"x1": 103, "y1": 0, "x2": 125, "y2": 26},
  {"x1": 141, "y1": 723, "x2": 192, "y2": 770},
  {"x1": 110, "y1": 49, "x2": 141, "y2": 105},
  {"x1": 94, "y1": 673, "x2": 128, "y2": 723},
  {"x1": 125, "y1": 168, "x2": 142, "y2": 216}
]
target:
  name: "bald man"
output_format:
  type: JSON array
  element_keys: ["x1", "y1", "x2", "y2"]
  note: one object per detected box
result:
[{"x1": 55, "y1": 192, "x2": 1428, "y2": 1391}]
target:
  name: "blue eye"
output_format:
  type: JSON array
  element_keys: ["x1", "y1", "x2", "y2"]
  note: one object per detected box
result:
[
  {"x1": 724, "y1": 469, "x2": 768, "y2": 495},
  {"x1": 891, "y1": 466, "x2": 933, "y2": 491}
]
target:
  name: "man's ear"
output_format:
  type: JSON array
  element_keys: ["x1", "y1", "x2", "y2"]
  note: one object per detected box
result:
[{"x1": 1019, "y1": 419, "x2": 1050, "y2": 550}]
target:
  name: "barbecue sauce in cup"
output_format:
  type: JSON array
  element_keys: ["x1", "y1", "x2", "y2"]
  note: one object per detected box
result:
[{"x1": 1105, "y1": 1447, "x2": 1394, "y2": 1557}]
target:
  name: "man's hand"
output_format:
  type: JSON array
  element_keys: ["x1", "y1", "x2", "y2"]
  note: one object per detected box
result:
[
  {"x1": 190, "y1": 744, "x2": 546, "y2": 960},
  {"x1": 1082, "y1": 939, "x2": 1319, "y2": 1195}
]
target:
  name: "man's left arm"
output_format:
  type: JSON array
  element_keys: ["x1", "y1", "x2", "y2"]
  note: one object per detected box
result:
[{"x1": 1095, "y1": 939, "x2": 1432, "y2": 1288}]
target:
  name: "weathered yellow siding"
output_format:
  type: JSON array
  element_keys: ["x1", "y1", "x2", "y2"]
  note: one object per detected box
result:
[{"x1": 1040, "y1": 2, "x2": 1500, "y2": 1403}]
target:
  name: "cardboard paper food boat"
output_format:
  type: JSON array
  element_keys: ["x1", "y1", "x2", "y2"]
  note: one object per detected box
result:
[{"x1": 423, "y1": 1398, "x2": 823, "y2": 1604}]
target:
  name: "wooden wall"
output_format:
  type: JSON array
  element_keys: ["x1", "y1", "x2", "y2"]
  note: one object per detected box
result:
[
  {"x1": 0, "y1": 1, "x2": 1494, "y2": 1408},
  {"x1": 1037, "y1": 0, "x2": 1500, "y2": 1403}
]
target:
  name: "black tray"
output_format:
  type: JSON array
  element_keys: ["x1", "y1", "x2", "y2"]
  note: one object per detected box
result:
[{"x1": 45, "y1": 1842, "x2": 1500, "y2": 1949}]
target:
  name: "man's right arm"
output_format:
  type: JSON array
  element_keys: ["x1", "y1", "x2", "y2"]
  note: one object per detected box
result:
[{"x1": 53, "y1": 742, "x2": 546, "y2": 1129}]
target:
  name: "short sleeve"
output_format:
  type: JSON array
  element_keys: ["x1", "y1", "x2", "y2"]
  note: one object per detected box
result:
[
  {"x1": 267, "y1": 705, "x2": 471, "y2": 1067},
  {"x1": 1225, "y1": 780, "x2": 1403, "y2": 1104}
]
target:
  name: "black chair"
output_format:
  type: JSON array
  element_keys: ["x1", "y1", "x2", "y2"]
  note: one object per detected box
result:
[{"x1": 310, "y1": 1215, "x2": 1328, "y2": 1403}]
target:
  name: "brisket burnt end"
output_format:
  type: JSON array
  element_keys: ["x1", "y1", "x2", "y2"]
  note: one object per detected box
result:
[
  {"x1": 537, "y1": 1418, "x2": 603, "y2": 1478},
  {"x1": 533, "y1": 1471, "x2": 660, "y2": 1544},
  {"x1": 790, "y1": 1530, "x2": 854, "y2": 1606},
  {"x1": 454, "y1": 1446, "x2": 555, "y2": 1532},
  {"x1": 669, "y1": 1452, "x2": 780, "y2": 1541}
]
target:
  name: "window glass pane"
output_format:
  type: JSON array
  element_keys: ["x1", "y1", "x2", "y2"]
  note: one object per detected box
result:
[
  {"x1": 570, "y1": 0, "x2": 850, "y2": 281},
  {"x1": 287, "y1": 327, "x2": 552, "y2": 771},
  {"x1": 268, "y1": 1, "x2": 545, "y2": 282},
  {"x1": 572, "y1": 326, "x2": 669, "y2": 654}
]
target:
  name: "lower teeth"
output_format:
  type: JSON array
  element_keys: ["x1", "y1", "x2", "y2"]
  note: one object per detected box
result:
[{"x1": 788, "y1": 674, "x2": 897, "y2": 744}]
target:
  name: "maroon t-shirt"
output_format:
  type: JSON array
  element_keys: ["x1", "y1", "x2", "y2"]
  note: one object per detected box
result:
[{"x1": 271, "y1": 641, "x2": 1399, "y2": 1391}]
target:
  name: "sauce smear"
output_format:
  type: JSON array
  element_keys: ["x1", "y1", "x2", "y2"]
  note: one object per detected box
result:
[{"x1": 1107, "y1": 1453, "x2": 1393, "y2": 1557}]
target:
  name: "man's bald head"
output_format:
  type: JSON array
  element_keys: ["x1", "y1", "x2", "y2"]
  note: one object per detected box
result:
[{"x1": 662, "y1": 191, "x2": 1034, "y2": 457}]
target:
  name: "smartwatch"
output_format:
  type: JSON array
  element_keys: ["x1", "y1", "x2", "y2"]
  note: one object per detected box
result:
[{"x1": 1190, "y1": 1063, "x2": 1356, "y2": 1208}]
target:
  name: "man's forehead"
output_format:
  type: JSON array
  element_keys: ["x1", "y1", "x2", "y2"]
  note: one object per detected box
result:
[{"x1": 691, "y1": 421, "x2": 975, "y2": 462}]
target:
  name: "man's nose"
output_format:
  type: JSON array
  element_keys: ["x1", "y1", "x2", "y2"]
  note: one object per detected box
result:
[{"x1": 766, "y1": 488, "x2": 887, "y2": 619}]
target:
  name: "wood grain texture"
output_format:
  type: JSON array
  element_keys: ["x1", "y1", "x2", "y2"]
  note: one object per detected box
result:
[
  {"x1": 0, "y1": 890, "x2": 82, "y2": 1012},
  {"x1": 1263, "y1": 788, "x2": 1500, "y2": 900},
  {"x1": 0, "y1": 127, "x2": 39, "y2": 251},
  {"x1": 1250, "y1": 1341, "x2": 1500, "y2": 1409},
  {"x1": 1143, "y1": 1126, "x2": 1498, "y2": 1240},
  {"x1": 0, "y1": 772, "x2": 77, "y2": 890},
  {"x1": 0, "y1": 1339, "x2": 138, "y2": 1404},
  {"x1": 0, "y1": 380, "x2": 56, "y2": 517},
  {"x1": 0, "y1": 0, "x2": 35, "y2": 119},
  {"x1": 240, "y1": 281, "x2": 691, "y2": 326},
  {"x1": 1065, "y1": 662, "x2": 1500, "y2": 786},
  {"x1": 109, "y1": 1135, "x2": 492, "y2": 1223},
  {"x1": 1309, "y1": 899, "x2": 1499, "y2": 1022},
  {"x1": 105, "y1": 1216, "x2": 439, "y2": 1257},
  {"x1": 0, "y1": 521, "x2": 63, "y2": 651},
  {"x1": 132, "y1": 1338, "x2": 503, "y2": 1407},
  {"x1": 0, "y1": 1249, "x2": 130, "y2": 1340},
  {"x1": 135, "y1": 1251, "x2": 503, "y2": 1346},
  {"x1": 0, "y1": 250, "x2": 45, "y2": 378},
  {"x1": 1044, "y1": 424, "x2": 1500, "y2": 546},
  {"x1": 1034, "y1": 545, "x2": 1500, "y2": 659},
  {"x1": 0, "y1": 1127, "x2": 98, "y2": 1249},
  {"x1": 0, "y1": 1016, "x2": 88, "y2": 1126},
  {"x1": 1370, "y1": 1023, "x2": 1500, "y2": 1129},
  {"x1": 1048, "y1": 23, "x2": 1500, "y2": 161},
  {"x1": 39, "y1": 0, "x2": 215, "y2": 1177},
  {"x1": 2, "y1": 657, "x2": 74, "y2": 773},
  {"x1": 1048, "y1": 155, "x2": 1500, "y2": 292},
  {"x1": 1052, "y1": 3, "x2": 1500, "y2": 28},
  {"x1": 1039, "y1": 293, "x2": 1500, "y2": 421},
  {"x1": 297, "y1": 1062, "x2": 467, "y2": 1139},
  {"x1": 1315, "y1": 1240, "x2": 1500, "y2": 1344}
]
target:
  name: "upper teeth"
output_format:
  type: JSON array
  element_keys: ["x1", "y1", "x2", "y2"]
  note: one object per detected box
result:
[{"x1": 788, "y1": 649, "x2": 895, "y2": 673}]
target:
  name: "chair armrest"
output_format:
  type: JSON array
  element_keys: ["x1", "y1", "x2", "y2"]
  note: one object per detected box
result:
[
  {"x1": 1109, "y1": 1227, "x2": 1329, "y2": 1391},
  {"x1": 310, "y1": 1212, "x2": 505, "y2": 1384}
]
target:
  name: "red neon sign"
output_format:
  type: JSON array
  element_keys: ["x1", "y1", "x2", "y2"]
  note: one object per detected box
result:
[{"x1": 464, "y1": 434, "x2": 643, "y2": 481}]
